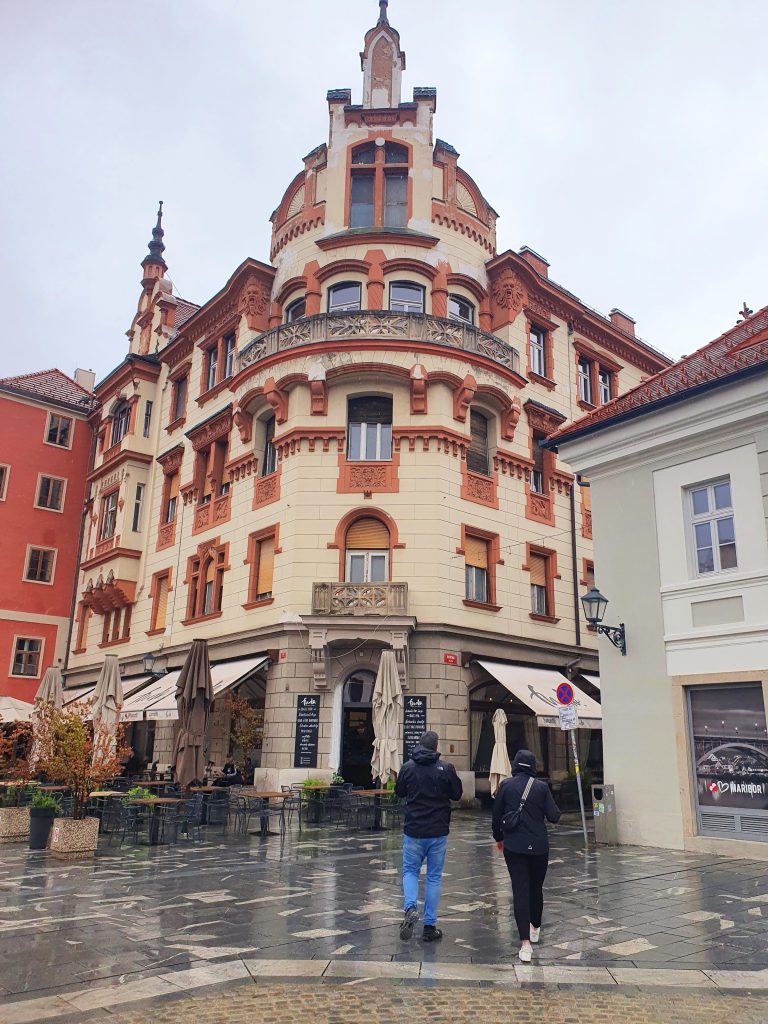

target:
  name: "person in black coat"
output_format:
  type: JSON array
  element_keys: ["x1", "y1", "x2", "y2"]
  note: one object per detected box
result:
[{"x1": 492, "y1": 748, "x2": 561, "y2": 962}]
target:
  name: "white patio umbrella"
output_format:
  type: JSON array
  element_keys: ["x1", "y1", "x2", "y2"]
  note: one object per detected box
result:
[
  {"x1": 0, "y1": 696, "x2": 34, "y2": 723},
  {"x1": 91, "y1": 655, "x2": 123, "y2": 756},
  {"x1": 489, "y1": 708, "x2": 512, "y2": 796},
  {"x1": 370, "y1": 649, "x2": 403, "y2": 785},
  {"x1": 31, "y1": 665, "x2": 64, "y2": 767}
]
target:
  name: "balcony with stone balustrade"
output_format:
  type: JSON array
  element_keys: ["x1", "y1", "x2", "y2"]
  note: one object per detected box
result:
[{"x1": 311, "y1": 581, "x2": 408, "y2": 616}]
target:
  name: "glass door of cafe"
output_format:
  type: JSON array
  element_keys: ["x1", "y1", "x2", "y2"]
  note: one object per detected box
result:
[{"x1": 341, "y1": 669, "x2": 376, "y2": 788}]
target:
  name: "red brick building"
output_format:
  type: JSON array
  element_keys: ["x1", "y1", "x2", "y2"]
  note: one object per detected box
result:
[{"x1": 0, "y1": 370, "x2": 95, "y2": 700}]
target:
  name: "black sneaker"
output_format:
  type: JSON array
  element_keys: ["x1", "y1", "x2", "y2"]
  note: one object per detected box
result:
[
  {"x1": 399, "y1": 906, "x2": 418, "y2": 941},
  {"x1": 422, "y1": 925, "x2": 443, "y2": 942}
]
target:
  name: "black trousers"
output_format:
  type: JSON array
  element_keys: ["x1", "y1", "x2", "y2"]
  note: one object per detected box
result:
[{"x1": 503, "y1": 850, "x2": 549, "y2": 941}]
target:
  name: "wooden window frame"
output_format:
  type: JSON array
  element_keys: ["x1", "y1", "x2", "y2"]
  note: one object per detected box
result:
[
  {"x1": 457, "y1": 524, "x2": 503, "y2": 612},
  {"x1": 0, "y1": 463, "x2": 8, "y2": 501},
  {"x1": 73, "y1": 601, "x2": 92, "y2": 654},
  {"x1": 34, "y1": 473, "x2": 67, "y2": 513},
  {"x1": 142, "y1": 400, "x2": 154, "y2": 438},
  {"x1": 99, "y1": 606, "x2": 132, "y2": 648},
  {"x1": 329, "y1": 507, "x2": 404, "y2": 581},
  {"x1": 147, "y1": 568, "x2": 173, "y2": 636},
  {"x1": 9, "y1": 635, "x2": 44, "y2": 678},
  {"x1": 169, "y1": 368, "x2": 189, "y2": 428},
  {"x1": 23, "y1": 545, "x2": 57, "y2": 585},
  {"x1": 448, "y1": 293, "x2": 475, "y2": 325},
  {"x1": 183, "y1": 539, "x2": 230, "y2": 624},
  {"x1": 525, "y1": 312, "x2": 556, "y2": 390},
  {"x1": 522, "y1": 543, "x2": 561, "y2": 624},
  {"x1": 574, "y1": 341, "x2": 621, "y2": 411},
  {"x1": 98, "y1": 488, "x2": 119, "y2": 542},
  {"x1": 44, "y1": 412, "x2": 73, "y2": 449},
  {"x1": 347, "y1": 395, "x2": 393, "y2": 463},
  {"x1": 244, "y1": 525, "x2": 281, "y2": 609},
  {"x1": 347, "y1": 140, "x2": 411, "y2": 230}
]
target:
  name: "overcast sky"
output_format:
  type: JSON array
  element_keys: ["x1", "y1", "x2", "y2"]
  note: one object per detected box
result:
[{"x1": 1, "y1": 0, "x2": 766, "y2": 382}]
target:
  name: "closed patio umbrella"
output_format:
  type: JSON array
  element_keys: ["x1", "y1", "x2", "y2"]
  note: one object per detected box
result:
[
  {"x1": 31, "y1": 666, "x2": 63, "y2": 768},
  {"x1": 489, "y1": 708, "x2": 511, "y2": 797},
  {"x1": 370, "y1": 649, "x2": 403, "y2": 786},
  {"x1": 172, "y1": 640, "x2": 213, "y2": 790},
  {"x1": 91, "y1": 655, "x2": 123, "y2": 756}
]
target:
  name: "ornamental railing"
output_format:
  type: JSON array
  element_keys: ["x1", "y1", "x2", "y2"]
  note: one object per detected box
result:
[
  {"x1": 238, "y1": 312, "x2": 520, "y2": 375},
  {"x1": 311, "y1": 581, "x2": 409, "y2": 616}
]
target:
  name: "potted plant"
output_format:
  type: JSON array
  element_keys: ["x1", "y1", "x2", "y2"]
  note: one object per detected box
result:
[
  {"x1": 302, "y1": 777, "x2": 327, "y2": 824},
  {"x1": 34, "y1": 700, "x2": 128, "y2": 859},
  {"x1": 28, "y1": 792, "x2": 59, "y2": 849},
  {"x1": 0, "y1": 719, "x2": 34, "y2": 844}
]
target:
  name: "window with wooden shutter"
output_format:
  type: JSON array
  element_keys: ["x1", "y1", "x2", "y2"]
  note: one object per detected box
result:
[
  {"x1": 466, "y1": 410, "x2": 490, "y2": 476},
  {"x1": 582, "y1": 480, "x2": 591, "y2": 511},
  {"x1": 464, "y1": 534, "x2": 488, "y2": 569},
  {"x1": 154, "y1": 574, "x2": 169, "y2": 631},
  {"x1": 464, "y1": 533, "x2": 489, "y2": 603},
  {"x1": 584, "y1": 562, "x2": 595, "y2": 591},
  {"x1": 255, "y1": 537, "x2": 275, "y2": 599},
  {"x1": 346, "y1": 517, "x2": 389, "y2": 550}
]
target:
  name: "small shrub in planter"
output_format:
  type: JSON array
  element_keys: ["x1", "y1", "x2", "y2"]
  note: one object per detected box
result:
[
  {"x1": 29, "y1": 792, "x2": 59, "y2": 850},
  {"x1": 0, "y1": 721, "x2": 34, "y2": 844}
]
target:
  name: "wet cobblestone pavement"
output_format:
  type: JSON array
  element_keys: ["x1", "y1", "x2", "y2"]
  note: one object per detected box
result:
[{"x1": 0, "y1": 812, "x2": 767, "y2": 1021}]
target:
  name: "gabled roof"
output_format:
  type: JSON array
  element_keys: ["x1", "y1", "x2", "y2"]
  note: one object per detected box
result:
[
  {"x1": 548, "y1": 304, "x2": 768, "y2": 447},
  {"x1": 0, "y1": 368, "x2": 95, "y2": 413},
  {"x1": 174, "y1": 297, "x2": 200, "y2": 331}
]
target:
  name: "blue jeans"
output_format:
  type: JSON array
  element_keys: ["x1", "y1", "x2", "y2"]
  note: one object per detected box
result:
[{"x1": 402, "y1": 834, "x2": 448, "y2": 927}]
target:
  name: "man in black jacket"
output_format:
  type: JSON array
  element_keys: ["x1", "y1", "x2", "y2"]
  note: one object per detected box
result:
[
  {"x1": 394, "y1": 731, "x2": 463, "y2": 943},
  {"x1": 492, "y1": 749, "x2": 560, "y2": 961}
]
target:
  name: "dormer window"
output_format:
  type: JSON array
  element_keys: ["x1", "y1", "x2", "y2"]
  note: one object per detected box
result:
[
  {"x1": 328, "y1": 282, "x2": 362, "y2": 313},
  {"x1": 348, "y1": 140, "x2": 409, "y2": 229},
  {"x1": 389, "y1": 282, "x2": 424, "y2": 314}
]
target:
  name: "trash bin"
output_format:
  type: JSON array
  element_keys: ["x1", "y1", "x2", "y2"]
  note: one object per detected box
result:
[{"x1": 592, "y1": 784, "x2": 618, "y2": 845}]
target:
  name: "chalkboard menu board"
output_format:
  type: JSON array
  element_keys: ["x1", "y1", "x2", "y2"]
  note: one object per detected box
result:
[
  {"x1": 403, "y1": 695, "x2": 427, "y2": 761},
  {"x1": 294, "y1": 694, "x2": 320, "y2": 768}
]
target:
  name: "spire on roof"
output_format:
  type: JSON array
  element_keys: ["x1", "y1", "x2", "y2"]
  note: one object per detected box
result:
[
  {"x1": 141, "y1": 201, "x2": 167, "y2": 270},
  {"x1": 378, "y1": 0, "x2": 389, "y2": 23},
  {"x1": 361, "y1": 0, "x2": 405, "y2": 108}
]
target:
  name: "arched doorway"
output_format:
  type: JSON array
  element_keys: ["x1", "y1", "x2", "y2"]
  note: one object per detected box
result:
[{"x1": 341, "y1": 668, "x2": 376, "y2": 787}]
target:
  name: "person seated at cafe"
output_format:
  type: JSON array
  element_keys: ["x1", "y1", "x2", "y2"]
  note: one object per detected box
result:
[
  {"x1": 123, "y1": 749, "x2": 147, "y2": 777},
  {"x1": 215, "y1": 760, "x2": 242, "y2": 787}
]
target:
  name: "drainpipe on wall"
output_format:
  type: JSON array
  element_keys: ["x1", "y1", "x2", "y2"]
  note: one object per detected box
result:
[
  {"x1": 570, "y1": 481, "x2": 581, "y2": 649},
  {"x1": 63, "y1": 415, "x2": 98, "y2": 675}
]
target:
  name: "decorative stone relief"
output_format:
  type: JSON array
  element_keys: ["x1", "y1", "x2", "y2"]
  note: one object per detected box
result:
[{"x1": 491, "y1": 270, "x2": 527, "y2": 316}]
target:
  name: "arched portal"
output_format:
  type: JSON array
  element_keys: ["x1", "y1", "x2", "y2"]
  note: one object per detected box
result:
[{"x1": 340, "y1": 667, "x2": 376, "y2": 788}]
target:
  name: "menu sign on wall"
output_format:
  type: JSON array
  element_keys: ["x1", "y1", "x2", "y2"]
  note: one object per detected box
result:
[
  {"x1": 294, "y1": 694, "x2": 320, "y2": 768},
  {"x1": 403, "y1": 695, "x2": 427, "y2": 761}
]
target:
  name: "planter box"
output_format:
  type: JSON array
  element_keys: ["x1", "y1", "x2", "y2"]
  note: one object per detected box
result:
[
  {"x1": 0, "y1": 806, "x2": 30, "y2": 844},
  {"x1": 49, "y1": 816, "x2": 100, "y2": 859},
  {"x1": 29, "y1": 807, "x2": 56, "y2": 850}
]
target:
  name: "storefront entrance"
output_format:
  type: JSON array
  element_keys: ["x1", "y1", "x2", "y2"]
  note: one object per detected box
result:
[{"x1": 341, "y1": 668, "x2": 376, "y2": 788}]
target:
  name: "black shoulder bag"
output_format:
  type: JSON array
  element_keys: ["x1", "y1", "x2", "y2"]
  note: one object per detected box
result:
[{"x1": 501, "y1": 777, "x2": 534, "y2": 833}]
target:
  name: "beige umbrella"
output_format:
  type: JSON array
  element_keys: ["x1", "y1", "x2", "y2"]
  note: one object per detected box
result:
[
  {"x1": 31, "y1": 665, "x2": 64, "y2": 767},
  {"x1": 370, "y1": 649, "x2": 403, "y2": 785},
  {"x1": 489, "y1": 708, "x2": 512, "y2": 796},
  {"x1": 91, "y1": 655, "x2": 123, "y2": 756},
  {"x1": 172, "y1": 640, "x2": 213, "y2": 789},
  {"x1": 0, "y1": 696, "x2": 34, "y2": 723}
]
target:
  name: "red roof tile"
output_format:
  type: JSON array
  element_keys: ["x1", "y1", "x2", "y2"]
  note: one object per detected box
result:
[
  {"x1": 174, "y1": 297, "x2": 200, "y2": 331},
  {"x1": 550, "y1": 305, "x2": 768, "y2": 445},
  {"x1": 0, "y1": 368, "x2": 95, "y2": 412}
]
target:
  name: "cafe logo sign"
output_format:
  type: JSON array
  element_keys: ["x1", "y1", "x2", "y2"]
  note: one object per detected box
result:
[{"x1": 708, "y1": 780, "x2": 765, "y2": 797}]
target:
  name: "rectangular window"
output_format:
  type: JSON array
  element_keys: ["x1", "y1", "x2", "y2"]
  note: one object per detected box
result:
[
  {"x1": 584, "y1": 561, "x2": 595, "y2": 591},
  {"x1": 328, "y1": 282, "x2": 362, "y2": 313},
  {"x1": 151, "y1": 572, "x2": 170, "y2": 632},
  {"x1": 0, "y1": 464, "x2": 9, "y2": 500},
  {"x1": 384, "y1": 171, "x2": 408, "y2": 227},
  {"x1": 350, "y1": 174, "x2": 375, "y2": 228},
  {"x1": 253, "y1": 535, "x2": 275, "y2": 600},
  {"x1": 578, "y1": 358, "x2": 592, "y2": 404},
  {"x1": 347, "y1": 397, "x2": 392, "y2": 461},
  {"x1": 389, "y1": 282, "x2": 424, "y2": 314},
  {"x1": 345, "y1": 549, "x2": 388, "y2": 584},
  {"x1": 529, "y1": 552, "x2": 548, "y2": 616},
  {"x1": 111, "y1": 403, "x2": 131, "y2": 446},
  {"x1": 448, "y1": 295, "x2": 475, "y2": 325},
  {"x1": 464, "y1": 535, "x2": 489, "y2": 603},
  {"x1": 46, "y1": 414, "x2": 72, "y2": 447},
  {"x1": 132, "y1": 483, "x2": 144, "y2": 532},
  {"x1": 142, "y1": 401, "x2": 153, "y2": 438},
  {"x1": 205, "y1": 348, "x2": 218, "y2": 392},
  {"x1": 531, "y1": 432, "x2": 546, "y2": 494},
  {"x1": 598, "y1": 369, "x2": 612, "y2": 405},
  {"x1": 99, "y1": 491, "x2": 118, "y2": 541},
  {"x1": 75, "y1": 603, "x2": 91, "y2": 652},
  {"x1": 223, "y1": 334, "x2": 236, "y2": 378},
  {"x1": 466, "y1": 410, "x2": 490, "y2": 476},
  {"x1": 262, "y1": 417, "x2": 277, "y2": 476},
  {"x1": 687, "y1": 478, "x2": 738, "y2": 575},
  {"x1": 11, "y1": 637, "x2": 42, "y2": 676},
  {"x1": 172, "y1": 375, "x2": 188, "y2": 421},
  {"x1": 530, "y1": 325, "x2": 546, "y2": 377},
  {"x1": 186, "y1": 545, "x2": 227, "y2": 621},
  {"x1": 36, "y1": 476, "x2": 65, "y2": 511},
  {"x1": 25, "y1": 547, "x2": 55, "y2": 583}
]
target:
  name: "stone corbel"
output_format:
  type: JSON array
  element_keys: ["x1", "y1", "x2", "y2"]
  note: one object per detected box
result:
[
  {"x1": 238, "y1": 274, "x2": 270, "y2": 332},
  {"x1": 409, "y1": 364, "x2": 428, "y2": 414},
  {"x1": 233, "y1": 402, "x2": 253, "y2": 443},
  {"x1": 263, "y1": 377, "x2": 289, "y2": 424},
  {"x1": 389, "y1": 633, "x2": 409, "y2": 691},
  {"x1": 452, "y1": 373, "x2": 477, "y2": 422},
  {"x1": 309, "y1": 628, "x2": 328, "y2": 690},
  {"x1": 500, "y1": 396, "x2": 522, "y2": 441},
  {"x1": 307, "y1": 361, "x2": 327, "y2": 416}
]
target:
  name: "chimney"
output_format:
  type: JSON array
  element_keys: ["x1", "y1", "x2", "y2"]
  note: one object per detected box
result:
[
  {"x1": 609, "y1": 309, "x2": 636, "y2": 337},
  {"x1": 74, "y1": 368, "x2": 96, "y2": 392},
  {"x1": 519, "y1": 246, "x2": 549, "y2": 278}
]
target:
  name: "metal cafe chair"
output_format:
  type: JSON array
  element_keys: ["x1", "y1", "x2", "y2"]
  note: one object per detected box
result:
[{"x1": 281, "y1": 785, "x2": 301, "y2": 827}]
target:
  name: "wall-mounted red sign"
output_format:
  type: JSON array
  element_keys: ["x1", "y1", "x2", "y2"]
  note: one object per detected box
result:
[{"x1": 443, "y1": 652, "x2": 458, "y2": 666}]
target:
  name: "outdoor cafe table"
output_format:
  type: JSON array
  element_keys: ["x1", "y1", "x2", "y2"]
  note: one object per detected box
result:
[
  {"x1": 361, "y1": 789, "x2": 398, "y2": 831},
  {"x1": 239, "y1": 790, "x2": 286, "y2": 837},
  {"x1": 128, "y1": 797, "x2": 180, "y2": 846}
]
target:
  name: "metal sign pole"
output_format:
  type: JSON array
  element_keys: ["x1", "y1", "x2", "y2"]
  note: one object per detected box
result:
[{"x1": 569, "y1": 728, "x2": 589, "y2": 845}]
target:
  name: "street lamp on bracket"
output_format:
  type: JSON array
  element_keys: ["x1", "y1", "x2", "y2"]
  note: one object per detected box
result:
[{"x1": 581, "y1": 587, "x2": 627, "y2": 656}]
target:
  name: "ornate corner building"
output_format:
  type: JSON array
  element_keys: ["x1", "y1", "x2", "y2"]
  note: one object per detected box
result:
[{"x1": 66, "y1": 3, "x2": 671, "y2": 791}]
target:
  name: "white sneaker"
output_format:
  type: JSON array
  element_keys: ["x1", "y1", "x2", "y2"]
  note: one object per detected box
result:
[
  {"x1": 529, "y1": 926, "x2": 541, "y2": 944},
  {"x1": 519, "y1": 942, "x2": 532, "y2": 963}
]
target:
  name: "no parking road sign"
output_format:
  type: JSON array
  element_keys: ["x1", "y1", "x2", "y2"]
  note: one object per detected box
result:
[{"x1": 556, "y1": 681, "x2": 574, "y2": 706}]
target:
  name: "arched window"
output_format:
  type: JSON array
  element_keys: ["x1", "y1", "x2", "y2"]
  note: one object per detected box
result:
[
  {"x1": 466, "y1": 409, "x2": 490, "y2": 476},
  {"x1": 345, "y1": 516, "x2": 390, "y2": 583},
  {"x1": 389, "y1": 281, "x2": 424, "y2": 314},
  {"x1": 343, "y1": 669, "x2": 376, "y2": 706},
  {"x1": 448, "y1": 294, "x2": 475, "y2": 325},
  {"x1": 347, "y1": 396, "x2": 392, "y2": 461},
  {"x1": 285, "y1": 297, "x2": 306, "y2": 323},
  {"x1": 111, "y1": 401, "x2": 131, "y2": 446},
  {"x1": 348, "y1": 140, "x2": 409, "y2": 229},
  {"x1": 328, "y1": 282, "x2": 362, "y2": 313}
]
